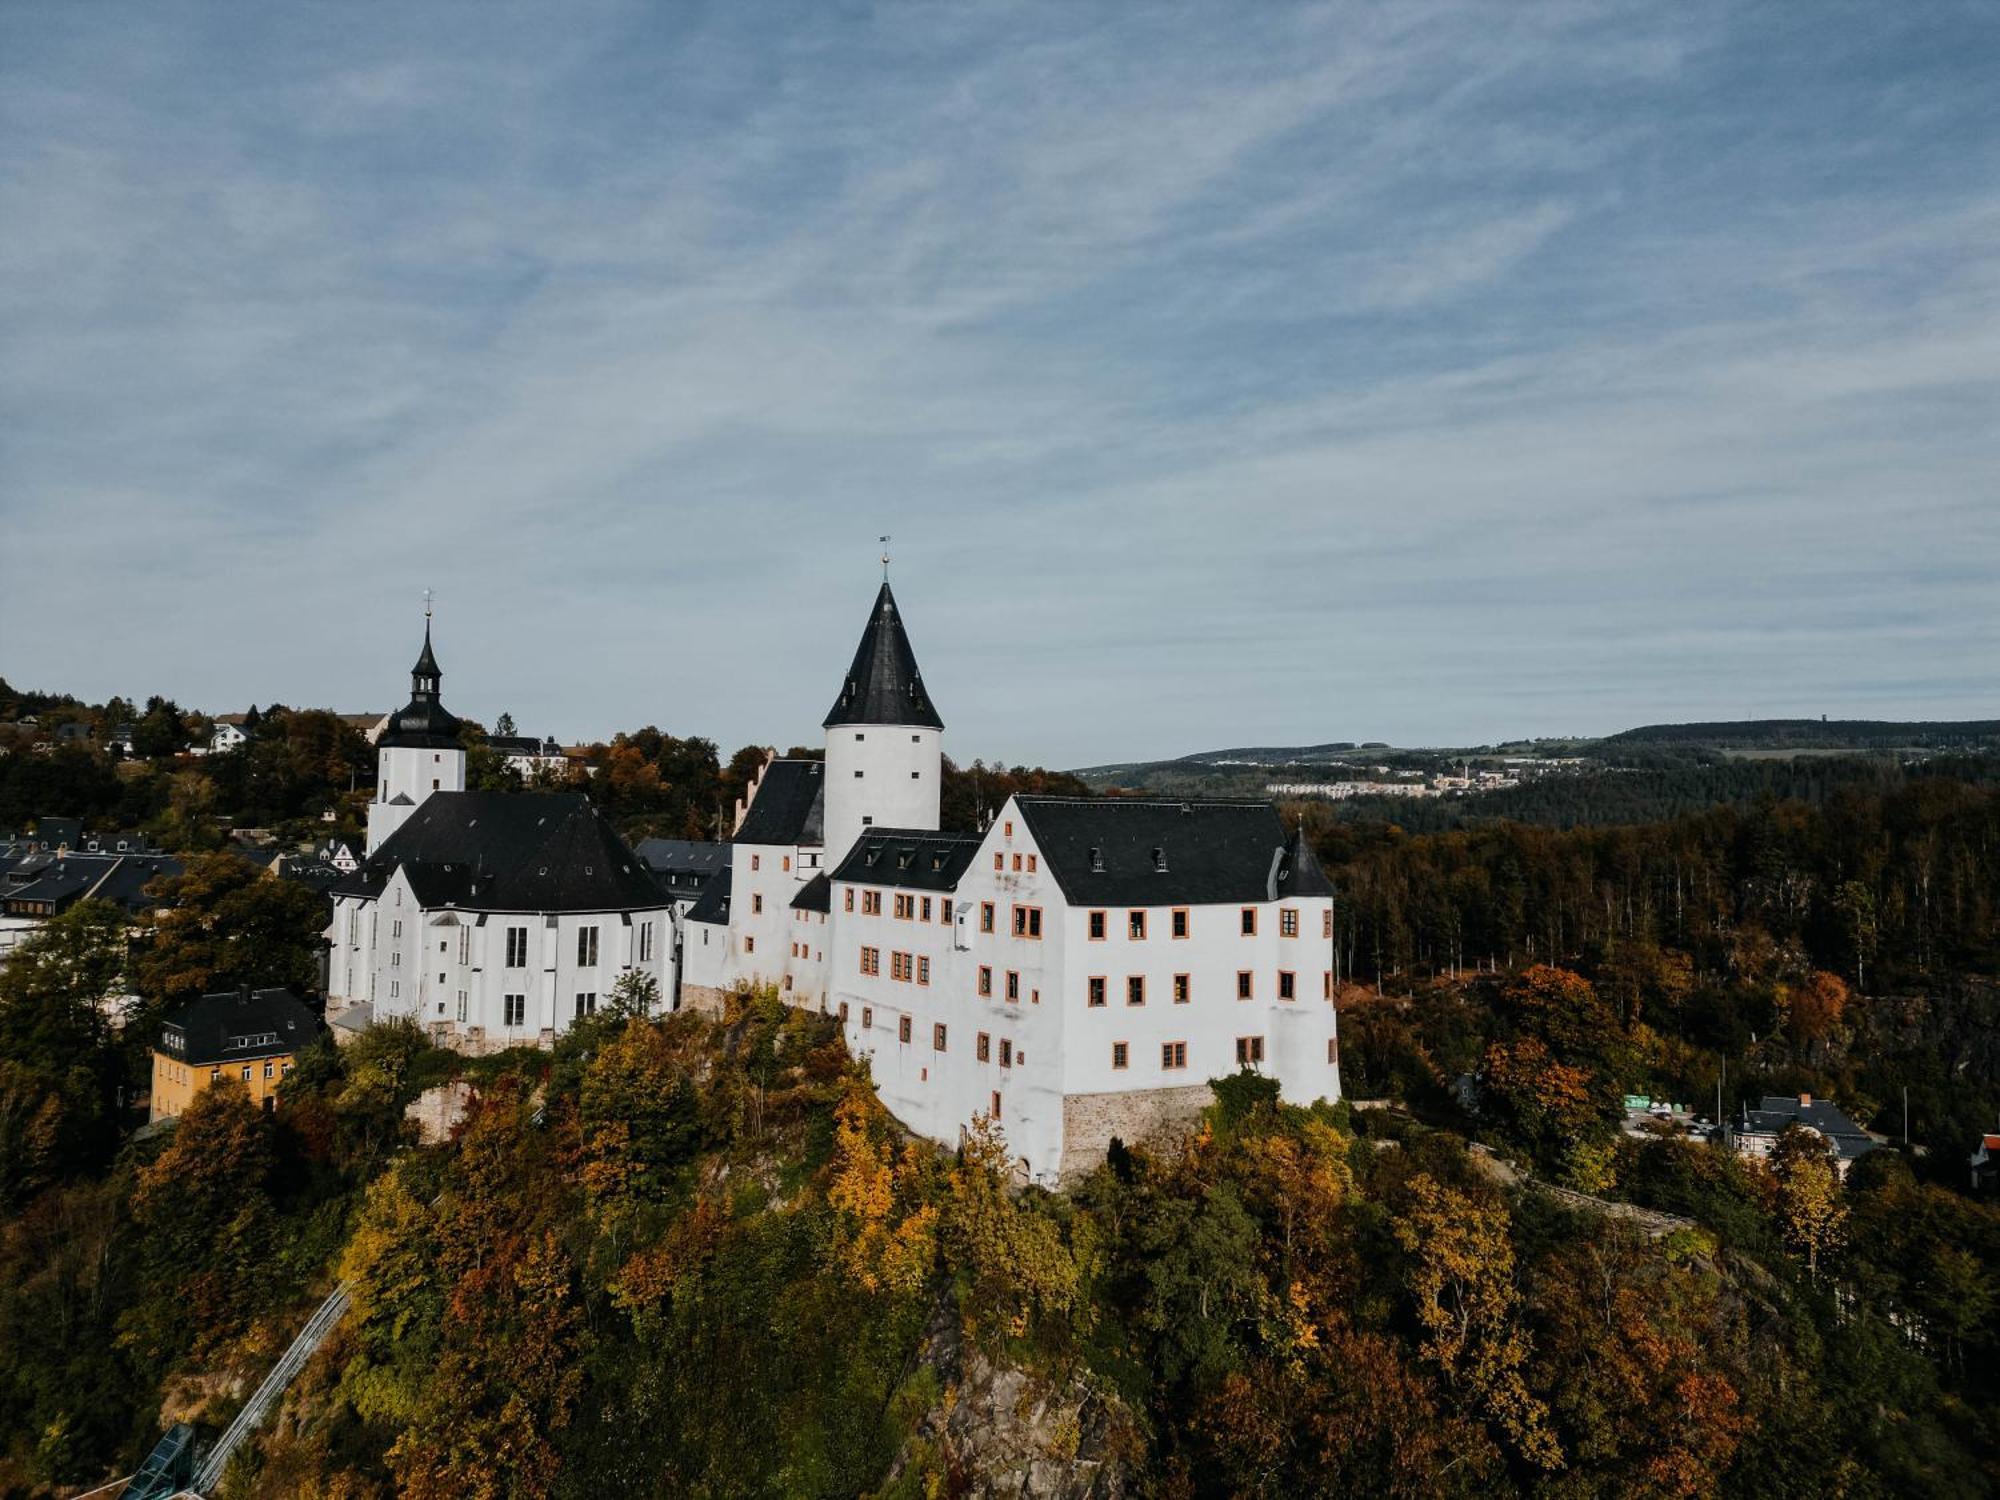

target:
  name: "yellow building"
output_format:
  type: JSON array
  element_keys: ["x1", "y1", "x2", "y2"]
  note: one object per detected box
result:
[{"x1": 150, "y1": 985, "x2": 321, "y2": 1122}]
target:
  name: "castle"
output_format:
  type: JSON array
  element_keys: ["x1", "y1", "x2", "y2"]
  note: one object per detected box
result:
[{"x1": 329, "y1": 582, "x2": 1340, "y2": 1182}]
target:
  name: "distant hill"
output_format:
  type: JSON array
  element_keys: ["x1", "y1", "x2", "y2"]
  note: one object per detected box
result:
[
  {"x1": 1074, "y1": 719, "x2": 2000, "y2": 796},
  {"x1": 1602, "y1": 718, "x2": 2000, "y2": 751}
]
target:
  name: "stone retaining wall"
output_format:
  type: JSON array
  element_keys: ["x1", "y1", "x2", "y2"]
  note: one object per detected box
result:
[
  {"x1": 1059, "y1": 1083, "x2": 1215, "y2": 1181},
  {"x1": 677, "y1": 984, "x2": 733, "y2": 1017}
]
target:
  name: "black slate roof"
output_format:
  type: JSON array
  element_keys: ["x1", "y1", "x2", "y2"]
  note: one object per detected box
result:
[
  {"x1": 1, "y1": 851, "x2": 183, "y2": 918},
  {"x1": 1737, "y1": 1095, "x2": 1879, "y2": 1161},
  {"x1": 161, "y1": 986, "x2": 320, "y2": 1066},
  {"x1": 378, "y1": 622, "x2": 463, "y2": 750},
  {"x1": 28, "y1": 817, "x2": 83, "y2": 851},
  {"x1": 823, "y1": 582, "x2": 944, "y2": 730},
  {"x1": 635, "y1": 838, "x2": 729, "y2": 900},
  {"x1": 635, "y1": 838, "x2": 730, "y2": 873},
  {"x1": 735, "y1": 759, "x2": 826, "y2": 847},
  {"x1": 1014, "y1": 797, "x2": 1306, "y2": 907},
  {"x1": 272, "y1": 856, "x2": 348, "y2": 894},
  {"x1": 684, "y1": 866, "x2": 733, "y2": 925},
  {"x1": 830, "y1": 829, "x2": 984, "y2": 892},
  {"x1": 791, "y1": 872, "x2": 831, "y2": 912},
  {"x1": 1276, "y1": 826, "x2": 1335, "y2": 900},
  {"x1": 332, "y1": 792, "x2": 663, "y2": 913}
]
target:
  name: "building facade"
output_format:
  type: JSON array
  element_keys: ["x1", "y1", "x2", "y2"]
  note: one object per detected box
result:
[
  {"x1": 330, "y1": 623, "x2": 677, "y2": 1051},
  {"x1": 821, "y1": 800, "x2": 1340, "y2": 1182},
  {"x1": 680, "y1": 579, "x2": 1343, "y2": 1183},
  {"x1": 150, "y1": 985, "x2": 321, "y2": 1121}
]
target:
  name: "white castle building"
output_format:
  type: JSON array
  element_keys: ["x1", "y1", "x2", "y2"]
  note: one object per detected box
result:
[
  {"x1": 331, "y1": 581, "x2": 1340, "y2": 1182},
  {"x1": 680, "y1": 579, "x2": 1341, "y2": 1182}
]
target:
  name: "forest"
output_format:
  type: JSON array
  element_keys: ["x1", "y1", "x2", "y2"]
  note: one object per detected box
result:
[
  {"x1": 2, "y1": 973, "x2": 1995, "y2": 1497},
  {"x1": 3, "y1": 681, "x2": 1999, "y2": 1493},
  {"x1": 0, "y1": 678, "x2": 1087, "y2": 848}
]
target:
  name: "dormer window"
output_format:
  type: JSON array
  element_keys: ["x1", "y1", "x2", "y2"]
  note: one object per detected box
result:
[{"x1": 1151, "y1": 846, "x2": 1168, "y2": 872}]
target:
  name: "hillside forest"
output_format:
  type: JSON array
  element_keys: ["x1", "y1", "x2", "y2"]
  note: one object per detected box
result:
[{"x1": 0, "y1": 681, "x2": 1997, "y2": 1493}]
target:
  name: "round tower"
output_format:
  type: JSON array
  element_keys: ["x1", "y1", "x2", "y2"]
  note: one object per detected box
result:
[
  {"x1": 366, "y1": 609, "x2": 466, "y2": 855},
  {"x1": 821, "y1": 579, "x2": 943, "y2": 864}
]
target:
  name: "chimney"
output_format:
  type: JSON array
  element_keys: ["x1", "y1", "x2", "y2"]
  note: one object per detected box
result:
[{"x1": 1799, "y1": 1092, "x2": 1812, "y2": 1108}]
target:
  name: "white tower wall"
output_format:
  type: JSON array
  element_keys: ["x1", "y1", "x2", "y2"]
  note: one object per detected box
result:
[
  {"x1": 822, "y1": 723, "x2": 941, "y2": 866},
  {"x1": 366, "y1": 741, "x2": 466, "y2": 853}
]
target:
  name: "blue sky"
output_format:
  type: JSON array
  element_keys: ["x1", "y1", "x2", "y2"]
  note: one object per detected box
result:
[{"x1": 3, "y1": 1, "x2": 1995, "y2": 766}]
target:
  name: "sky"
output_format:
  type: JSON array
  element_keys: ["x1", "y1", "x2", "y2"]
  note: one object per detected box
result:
[{"x1": 2, "y1": 1, "x2": 1996, "y2": 768}]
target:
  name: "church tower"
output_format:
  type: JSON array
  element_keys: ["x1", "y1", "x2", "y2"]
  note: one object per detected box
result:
[
  {"x1": 365, "y1": 609, "x2": 466, "y2": 855},
  {"x1": 821, "y1": 578, "x2": 944, "y2": 865}
]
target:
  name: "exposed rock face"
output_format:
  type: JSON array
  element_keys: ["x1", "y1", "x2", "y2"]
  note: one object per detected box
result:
[
  {"x1": 881, "y1": 1302, "x2": 1134, "y2": 1499},
  {"x1": 403, "y1": 1079, "x2": 476, "y2": 1145}
]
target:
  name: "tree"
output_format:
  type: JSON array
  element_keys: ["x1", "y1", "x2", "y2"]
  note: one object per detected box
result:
[
  {"x1": 132, "y1": 853, "x2": 327, "y2": 1011},
  {"x1": 1479, "y1": 1037, "x2": 1599, "y2": 1164},
  {"x1": 1391, "y1": 1173, "x2": 1562, "y2": 1471},
  {"x1": 826, "y1": 1083, "x2": 936, "y2": 1296},
  {"x1": 1781, "y1": 969, "x2": 1849, "y2": 1044},
  {"x1": 0, "y1": 899, "x2": 129, "y2": 1069},
  {"x1": 125, "y1": 1082, "x2": 277, "y2": 1354},
  {"x1": 0, "y1": 901, "x2": 132, "y2": 1200},
  {"x1": 339, "y1": 1167, "x2": 446, "y2": 1424},
  {"x1": 1830, "y1": 881, "x2": 1878, "y2": 990},
  {"x1": 1769, "y1": 1126, "x2": 1847, "y2": 1282},
  {"x1": 494, "y1": 712, "x2": 516, "y2": 738},
  {"x1": 942, "y1": 1116, "x2": 1093, "y2": 1343},
  {"x1": 605, "y1": 969, "x2": 660, "y2": 1020},
  {"x1": 579, "y1": 1021, "x2": 700, "y2": 1217},
  {"x1": 132, "y1": 697, "x2": 191, "y2": 760}
]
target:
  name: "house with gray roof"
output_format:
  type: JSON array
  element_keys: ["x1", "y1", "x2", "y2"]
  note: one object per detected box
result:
[{"x1": 1728, "y1": 1093, "x2": 1881, "y2": 1178}]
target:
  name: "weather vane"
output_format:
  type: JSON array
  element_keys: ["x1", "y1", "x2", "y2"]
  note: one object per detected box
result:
[
  {"x1": 879, "y1": 536, "x2": 891, "y2": 580},
  {"x1": 423, "y1": 586, "x2": 435, "y2": 622}
]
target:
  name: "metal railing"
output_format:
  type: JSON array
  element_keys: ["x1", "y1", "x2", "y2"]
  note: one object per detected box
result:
[{"x1": 188, "y1": 1283, "x2": 351, "y2": 1494}]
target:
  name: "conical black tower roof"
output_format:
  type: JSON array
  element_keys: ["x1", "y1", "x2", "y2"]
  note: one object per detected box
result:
[
  {"x1": 379, "y1": 619, "x2": 463, "y2": 750},
  {"x1": 1277, "y1": 823, "x2": 1335, "y2": 898},
  {"x1": 823, "y1": 582, "x2": 944, "y2": 730}
]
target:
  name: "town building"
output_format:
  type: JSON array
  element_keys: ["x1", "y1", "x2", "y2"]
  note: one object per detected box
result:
[
  {"x1": 327, "y1": 616, "x2": 676, "y2": 1049},
  {"x1": 491, "y1": 733, "x2": 570, "y2": 781},
  {"x1": 150, "y1": 985, "x2": 321, "y2": 1121},
  {"x1": 824, "y1": 799, "x2": 1340, "y2": 1182},
  {"x1": 1728, "y1": 1093, "x2": 1880, "y2": 1178},
  {"x1": 208, "y1": 713, "x2": 250, "y2": 754},
  {"x1": 0, "y1": 839, "x2": 181, "y2": 960},
  {"x1": 633, "y1": 838, "x2": 730, "y2": 916},
  {"x1": 1969, "y1": 1133, "x2": 2000, "y2": 1193}
]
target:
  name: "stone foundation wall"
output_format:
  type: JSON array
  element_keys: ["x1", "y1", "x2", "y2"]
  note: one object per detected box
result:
[{"x1": 1059, "y1": 1083, "x2": 1215, "y2": 1181}]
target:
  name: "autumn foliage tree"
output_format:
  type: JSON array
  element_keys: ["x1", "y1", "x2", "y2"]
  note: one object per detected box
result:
[
  {"x1": 1768, "y1": 1125, "x2": 1848, "y2": 1283},
  {"x1": 134, "y1": 852, "x2": 328, "y2": 1011},
  {"x1": 1392, "y1": 1172, "x2": 1562, "y2": 1472}
]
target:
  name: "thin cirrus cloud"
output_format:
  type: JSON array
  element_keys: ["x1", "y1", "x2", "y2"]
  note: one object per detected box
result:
[{"x1": 0, "y1": 0, "x2": 1994, "y2": 766}]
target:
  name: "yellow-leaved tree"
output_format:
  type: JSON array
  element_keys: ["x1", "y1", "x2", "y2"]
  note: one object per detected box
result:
[
  {"x1": 1391, "y1": 1172, "x2": 1562, "y2": 1472},
  {"x1": 1770, "y1": 1125, "x2": 1848, "y2": 1282},
  {"x1": 826, "y1": 1081, "x2": 936, "y2": 1295}
]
